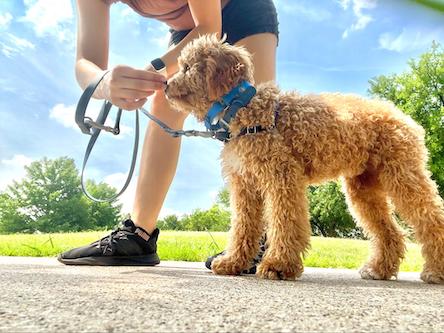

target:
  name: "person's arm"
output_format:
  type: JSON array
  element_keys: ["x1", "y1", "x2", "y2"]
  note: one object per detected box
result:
[
  {"x1": 76, "y1": 0, "x2": 166, "y2": 110},
  {"x1": 154, "y1": 0, "x2": 222, "y2": 76}
]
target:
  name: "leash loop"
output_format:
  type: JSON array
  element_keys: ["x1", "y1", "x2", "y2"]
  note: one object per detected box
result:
[{"x1": 76, "y1": 72, "x2": 138, "y2": 202}]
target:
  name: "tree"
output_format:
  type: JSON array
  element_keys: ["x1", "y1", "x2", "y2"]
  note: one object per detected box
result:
[
  {"x1": 216, "y1": 188, "x2": 230, "y2": 208},
  {"x1": 156, "y1": 188, "x2": 231, "y2": 231},
  {"x1": 0, "y1": 157, "x2": 122, "y2": 233},
  {"x1": 83, "y1": 180, "x2": 122, "y2": 230},
  {"x1": 168, "y1": 185, "x2": 363, "y2": 237},
  {"x1": 181, "y1": 205, "x2": 231, "y2": 231},
  {"x1": 308, "y1": 182, "x2": 363, "y2": 238},
  {"x1": 0, "y1": 193, "x2": 29, "y2": 233},
  {"x1": 157, "y1": 214, "x2": 181, "y2": 230},
  {"x1": 369, "y1": 42, "x2": 444, "y2": 197}
]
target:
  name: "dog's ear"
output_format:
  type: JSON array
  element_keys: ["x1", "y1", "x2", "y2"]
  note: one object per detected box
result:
[{"x1": 206, "y1": 46, "x2": 254, "y2": 101}]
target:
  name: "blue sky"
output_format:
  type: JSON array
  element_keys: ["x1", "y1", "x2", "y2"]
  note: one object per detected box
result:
[{"x1": 0, "y1": 0, "x2": 443, "y2": 217}]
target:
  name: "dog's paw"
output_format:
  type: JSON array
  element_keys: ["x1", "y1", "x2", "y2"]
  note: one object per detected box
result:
[
  {"x1": 257, "y1": 258, "x2": 303, "y2": 281},
  {"x1": 359, "y1": 263, "x2": 397, "y2": 281},
  {"x1": 420, "y1": 269, "x2": 444, "y2": 284},
  {"x1": 211, "y1": 255, "x2": 246, "y2": 276}
]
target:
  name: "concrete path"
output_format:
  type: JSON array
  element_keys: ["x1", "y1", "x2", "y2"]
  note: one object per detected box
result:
[{"x1": 0, "y1": 257, "x2": 443, "y2": 332}]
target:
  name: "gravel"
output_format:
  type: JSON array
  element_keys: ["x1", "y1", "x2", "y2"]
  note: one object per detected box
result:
[{"x1": 0, "y1": 257, "x2": 443, "y2": 332}]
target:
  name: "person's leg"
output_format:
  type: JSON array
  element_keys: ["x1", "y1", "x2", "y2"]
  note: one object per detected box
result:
[
  {"x1": 235, "y1": 33, "x2": 277, "y2": 83},
  {"x1": 131, "y1": 90, "x2": 188, "y2": 233},
  {"x1": 58, "y1": 90, "x2": 186, "y2": 265}
]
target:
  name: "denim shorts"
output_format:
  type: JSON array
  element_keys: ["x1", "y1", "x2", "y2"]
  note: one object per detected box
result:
[{"x1": 168, "y1": 0, "x2": 279, "y2": 46}]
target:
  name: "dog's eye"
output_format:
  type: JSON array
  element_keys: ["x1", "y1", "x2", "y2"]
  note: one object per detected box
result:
[{"x1": 183, "y1": 64, "x2": 190, "y2": 73}]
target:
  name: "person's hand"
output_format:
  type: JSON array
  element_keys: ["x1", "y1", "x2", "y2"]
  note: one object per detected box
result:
[{"x1": 100, "y1": 65, "x2": 166, "y2": 110}]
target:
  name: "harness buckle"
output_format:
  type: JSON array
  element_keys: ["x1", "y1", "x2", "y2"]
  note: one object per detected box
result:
[{"x1": 247, "y1": 127, "x2": 257, "y2": 134}]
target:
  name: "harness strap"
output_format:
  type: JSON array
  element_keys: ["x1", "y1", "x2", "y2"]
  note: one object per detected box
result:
[
  {"x1": 234, "y1": 99, "x2": 281, "y2": 140},
  {"x1": 238, "y1": 125, "x2": 268, "y2": 136}
]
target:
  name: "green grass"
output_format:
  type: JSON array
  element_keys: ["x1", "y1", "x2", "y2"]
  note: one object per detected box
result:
[{"x1": 0, "y1": 231, "x2": 424, "y2": 271}]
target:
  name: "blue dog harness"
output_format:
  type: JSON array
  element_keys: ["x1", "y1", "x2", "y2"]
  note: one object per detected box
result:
[{"x1": 204, "y1": 81, "x2": 256, "y2": 138}]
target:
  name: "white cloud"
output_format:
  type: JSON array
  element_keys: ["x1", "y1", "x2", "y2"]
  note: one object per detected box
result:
[
  {"x1": 150, "y1": 31, "x2": 170, "y2": 48},
  {"x1": 0, "y1": 12, "x2": 13, "y2": 29},
  {"x1": 0, "y1": 43, "x2": 15, "y2": 58},
  {"x1": 0, "y1": 154, "x2": 34, "y2": 190},
  {"x1": 49, "y1": 103, "x2": 133, "y2": 138},
  {"x1": 0, "y1": 33, "x2": 35, "y2": 58},
  {"x1": 49, "y1": 103, "x2": 77, "y2": 129},
  {"x1": 7, "y1": 33, "x2": 35, "y2": 50},
  {"x1": 341, "y1": 0, "x2": 377, "y2": 39},
  {"x1": 209, "y1": 190, "x2": 219, "y2": 202},
  {"x1": 337, "y1": 0, "x2": 351, "y2": 10},
  {"x1": 103, "y1": 172, "x2": 135, "y2": 214},
  {"x1": 146, "y1": 24, "x2": 170, "y2": 48},
  {"x1": 121, "y1": 7, "x2": 134, "y2": 18},
  {"x1": 20, "y1": 0, "x2": 74, "y2": 43},
  {"x1": 379, "y1": 28, "x2": 444, "y2": 53},
  {"x1": 1, "y1": 154, "x2": 34, "y2": 167},
  {"x1": 158, "y1": 207, "x2": 185, "y2": 219},
  {"x1": 109, "y1": 5, "x2": 142, "y2": 37}
]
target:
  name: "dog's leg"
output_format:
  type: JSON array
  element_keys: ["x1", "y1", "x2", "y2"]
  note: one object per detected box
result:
[
  {"x1": 381, "y1": 165, "x2": 444, "y2": 284},
  {"x1": 211, "y1": 173, "x2": 265, "y2": 275},
  {"x1": 256, "y1": 164, "x2": 311, "y2": 280},
  {"x1": 343, "y1": 176, "x2": 406, "y2": 280}
]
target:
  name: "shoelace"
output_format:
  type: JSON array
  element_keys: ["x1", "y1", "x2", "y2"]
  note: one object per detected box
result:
[{"x1": 98, "y1": 227, "x2": 129, "y2": 255}]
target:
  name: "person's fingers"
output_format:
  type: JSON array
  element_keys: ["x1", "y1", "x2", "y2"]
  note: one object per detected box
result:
[
  {"x1": 105, "y1": 65, "x2": 166, "y2": 104},
  {"x1": 114, "y1": 77, "x2": 166, "y2": 92},
  {"x1": 115, "y1": 88, "x2": 155, "y2": 100}
]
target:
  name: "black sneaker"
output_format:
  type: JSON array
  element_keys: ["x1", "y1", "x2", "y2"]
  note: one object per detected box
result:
[
  {"x1": 205, "y1": 235, "x2": 267, "y2": 274},
  {"x1": 57, "y1": 219, "x2": 160, "y2": 266}
]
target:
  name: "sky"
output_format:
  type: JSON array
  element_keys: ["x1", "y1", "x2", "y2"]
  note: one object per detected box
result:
[{"x1": 0, "y1": 0, "x2": 443, "y2": 218}]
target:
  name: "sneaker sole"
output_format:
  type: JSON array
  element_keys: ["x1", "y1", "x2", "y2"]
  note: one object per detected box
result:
[{"x1": 57, "y1": 253, "x2": 160, "y2": 266}]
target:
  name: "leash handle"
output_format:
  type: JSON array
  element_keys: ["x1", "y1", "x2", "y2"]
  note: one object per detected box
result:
[
  {"x1": 76, "y1": 72, "x2": 139, "y2": 203},
  {"x1": 75, "y1": 71, "x2": 110, "y2": 135}
]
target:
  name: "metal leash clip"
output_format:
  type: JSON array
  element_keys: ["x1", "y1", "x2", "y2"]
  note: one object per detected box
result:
[{"x1": 83, "y1": 108, "x2": 122, "y2": 135}]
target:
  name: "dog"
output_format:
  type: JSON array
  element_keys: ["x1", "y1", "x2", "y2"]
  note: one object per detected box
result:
[{"x1": 165, "y1": 35, "x2": 444, "y2": 283}]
